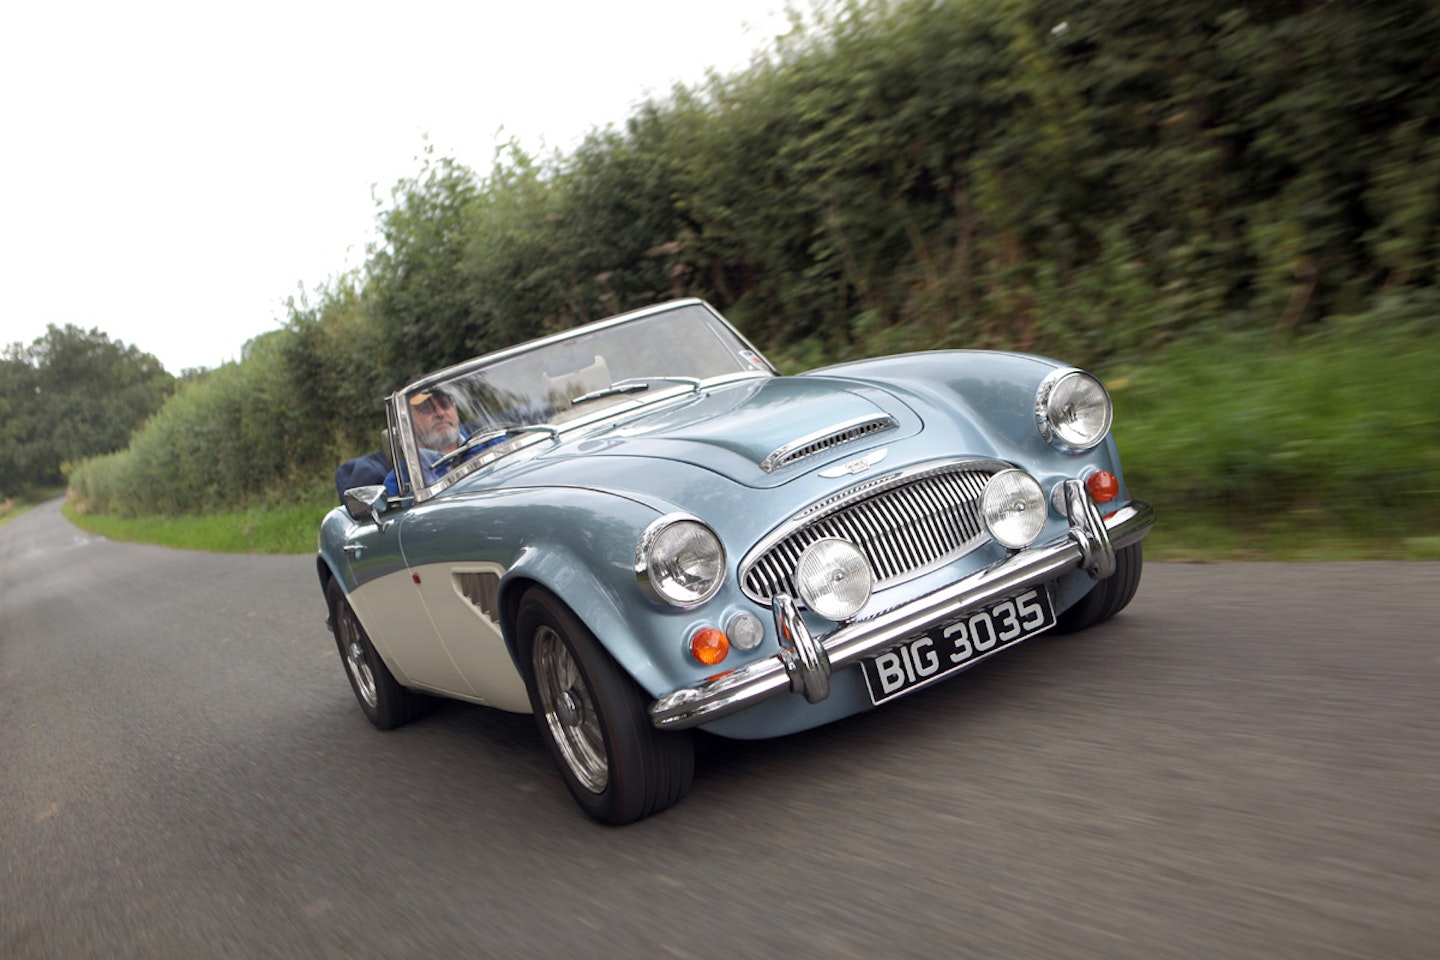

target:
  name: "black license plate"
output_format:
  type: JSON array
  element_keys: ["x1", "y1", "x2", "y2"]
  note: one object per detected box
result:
[{"x1": 861, "y1": 587, "x2": 1055, "y2": 705}]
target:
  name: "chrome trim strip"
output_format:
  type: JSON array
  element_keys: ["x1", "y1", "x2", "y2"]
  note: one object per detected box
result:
[
  {"x1": 650, "y1": 489, "x2": 1155, "y2": 729},
  {"x1": 759, "y1": 414, "x2": 898, "y2": 473},
  {"x1": 405, "y1": 300, "x2": 733, "y2": 392}
]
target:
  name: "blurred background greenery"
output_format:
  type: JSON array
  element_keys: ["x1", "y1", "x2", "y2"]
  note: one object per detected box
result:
[{"x1": 3, "y1": 0, "x2": 1436, "y2": 556}]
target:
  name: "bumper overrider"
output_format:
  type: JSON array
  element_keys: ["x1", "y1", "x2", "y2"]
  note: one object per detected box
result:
[{"x1": 649, "y1": 479, "x2": 1155, "y2": 729}]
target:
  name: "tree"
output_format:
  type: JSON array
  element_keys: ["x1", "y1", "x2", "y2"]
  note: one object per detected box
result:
[
  {"x1": 367, "y1": 152, "x2": 483, "y2": 382},
  {"x1": 0, "y1": 325, "x2": 173, "y2": 497}
]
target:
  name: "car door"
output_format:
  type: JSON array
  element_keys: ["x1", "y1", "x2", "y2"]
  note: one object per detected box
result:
[{"x1": 340, "y1": 508, "x2": 474, "y2": 698}]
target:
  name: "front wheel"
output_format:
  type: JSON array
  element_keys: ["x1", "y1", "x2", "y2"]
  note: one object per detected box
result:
[
  {"x1": 1053, "y1": 542, "x2": 1143, "y2": 634},
  {"x1": 517, "y1": 588, "x2": 693, "y2": 825}
]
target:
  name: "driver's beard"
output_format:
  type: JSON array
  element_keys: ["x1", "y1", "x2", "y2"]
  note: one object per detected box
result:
[{"x1": 417, "y1": 420, "x2": 460, "y2": 451}]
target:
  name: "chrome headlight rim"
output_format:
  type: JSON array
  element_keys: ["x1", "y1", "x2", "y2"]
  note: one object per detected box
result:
[
  {"x1": 1035, "y1": 367, "x2": 1113, "y2": 453},
  {"x1": 981, "y1": 468, "x2": 1048, "y2": 549},
  {"x1": 635, "y1": 513, "x2": 726, "y2": 608},
  {"x1": 794, "y1": 537, "x2": 874, "y2": 621}
]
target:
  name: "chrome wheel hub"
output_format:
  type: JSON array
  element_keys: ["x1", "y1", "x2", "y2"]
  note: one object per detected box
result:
[{"x1": 556, "y1": 689, "x2": 581, "y2": 728}]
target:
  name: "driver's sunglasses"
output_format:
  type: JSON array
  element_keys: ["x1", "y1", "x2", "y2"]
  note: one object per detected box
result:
[{"x1": 414, "y1": 394, "x2": 455, "y2": 416}]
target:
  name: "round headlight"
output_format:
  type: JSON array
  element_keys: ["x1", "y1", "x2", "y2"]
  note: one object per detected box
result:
[
  {"x1": 982, "y1": 469, "x2": 1047, "y2": 548},
  {"x1": 636, "y1": 516, "x2": 725, "y2": 607},
  {"x1": 1036, "y1": 369, "x2": 1112, "y2": 452},
  {"x1": 794, "y1": 538, "x2": 873, "y2": 621}
]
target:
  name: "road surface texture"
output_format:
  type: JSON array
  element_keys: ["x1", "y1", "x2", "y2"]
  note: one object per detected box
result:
[{"x1": 2, "y1": 499, "x2": 1436, "y2": 959}]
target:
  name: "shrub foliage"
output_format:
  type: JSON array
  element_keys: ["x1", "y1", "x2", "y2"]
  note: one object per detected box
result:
[{"x1": 63, "y1": 0, "x2": 1440, "y2": 527}]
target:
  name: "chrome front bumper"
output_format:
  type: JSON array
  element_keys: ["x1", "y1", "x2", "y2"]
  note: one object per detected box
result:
[{"x1": 649, "y1": 480, "x2": 1155, "y2": 730}]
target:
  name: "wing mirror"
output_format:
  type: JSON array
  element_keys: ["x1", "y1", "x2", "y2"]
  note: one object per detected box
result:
[{"x1": 343, "y1": 485, "x2": 391, "y2": 529}]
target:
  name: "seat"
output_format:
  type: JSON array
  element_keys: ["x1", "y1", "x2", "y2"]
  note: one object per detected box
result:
[
  {"x1": 334, "y1": 451, "x2": 389, "y2": 503},
  {"x1": 543, "y1": 355, "x2": 612, "y2": 421},
  {"x1": 333, "y1": 431, "x2": 397, "y2": 503}
]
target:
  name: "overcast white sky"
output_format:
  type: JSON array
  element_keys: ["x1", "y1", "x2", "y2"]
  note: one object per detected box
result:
[{"x1": 0, "y1": 1, "x2": 793, "y2": 373}]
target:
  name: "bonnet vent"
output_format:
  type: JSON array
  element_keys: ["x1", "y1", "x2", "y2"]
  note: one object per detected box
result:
[{"x1": 760, "y1": 414, "x2": 898, "y2": 473}]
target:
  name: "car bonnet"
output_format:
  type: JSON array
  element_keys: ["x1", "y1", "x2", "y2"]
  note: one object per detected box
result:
[{"x1": 466, "y1": 375, "x2": 929, "y2": 491}]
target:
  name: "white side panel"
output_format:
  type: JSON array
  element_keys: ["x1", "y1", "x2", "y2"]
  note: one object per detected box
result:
[
  {"x1": 411, "y1": 562, "x2": 531, "y2": 713},
  {"x1": 349, "y1": 569, "x2": 475, "y2": 698}
]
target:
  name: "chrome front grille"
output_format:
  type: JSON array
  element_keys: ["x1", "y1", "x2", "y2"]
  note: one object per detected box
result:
[{"x1": 739, "y1": 460, "x2": 1002, "y2": 604}]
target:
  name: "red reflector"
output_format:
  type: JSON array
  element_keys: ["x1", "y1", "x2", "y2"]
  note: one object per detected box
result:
[{"x1": 1086, "y1": 471, "x2": 1120, "y2": 503}]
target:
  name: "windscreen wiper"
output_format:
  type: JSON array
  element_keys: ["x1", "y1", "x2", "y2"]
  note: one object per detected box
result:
[{"x1": 571, "y1": 376, "x2": 703, "y2": 406}]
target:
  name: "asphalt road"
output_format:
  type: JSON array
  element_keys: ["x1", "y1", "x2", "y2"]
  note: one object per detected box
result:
[{"x1": 2, "y1": 499, "x2": 1436, "y2": 959}]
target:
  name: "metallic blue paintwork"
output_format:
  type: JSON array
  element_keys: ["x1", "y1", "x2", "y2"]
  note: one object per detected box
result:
[
  {"x1": 568, "y1": 376, "x2": 923, "y2": 488},
  {"x1": 318, "y1": 333, "x2": 1136, "y2": 738}
]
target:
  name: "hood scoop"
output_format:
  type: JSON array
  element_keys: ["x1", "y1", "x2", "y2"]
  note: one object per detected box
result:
[{"x1": 760, "y1": 414, "x2": 898, "y2": 473}]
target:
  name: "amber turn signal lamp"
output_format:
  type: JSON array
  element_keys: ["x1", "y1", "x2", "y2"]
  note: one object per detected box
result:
[
  {"x1": 1086, "y1": 470, "x2": 1120, "y2": 503},
  {"x1": 690, "y1": 628, "x2": 730, "y2": 666}
]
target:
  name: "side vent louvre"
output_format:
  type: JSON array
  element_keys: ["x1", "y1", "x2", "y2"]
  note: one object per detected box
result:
[
  {"x1": 761, "y1": 415, "x2": 898, "y2": 473},
  {"x1": 455, "y1": 571, "x2": 501, "y2": 623}
]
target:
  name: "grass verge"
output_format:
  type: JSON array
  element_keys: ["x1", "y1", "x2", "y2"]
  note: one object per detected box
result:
[
  {"x1": 1107, "y1": 320, "x2": 1440, "y2": 561},
  {"x1": 0, "y1": 498, "x2": 30, "y2": 529},
  {"x1": 63, "y1": 495, "x2": 334, "y2": 555}
]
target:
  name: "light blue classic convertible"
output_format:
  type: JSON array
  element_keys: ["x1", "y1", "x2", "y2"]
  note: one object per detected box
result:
[{"x1": 319, "y1": 299, "x2": 1154, "y2": 823}]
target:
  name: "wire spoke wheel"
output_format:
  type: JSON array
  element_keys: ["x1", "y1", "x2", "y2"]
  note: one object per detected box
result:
[
  {"x1": 517, "y1": 587, "x2": 694, "y2": 824},
  {"x1": 333, "y1": 599, "x2": 380, "y2": 708},
  {"x1": 533, "y1": 624, "x2": 608, "y2": 793},
  {"x1": 344, "y1": 636, "x2": 380, "y2": 708}
]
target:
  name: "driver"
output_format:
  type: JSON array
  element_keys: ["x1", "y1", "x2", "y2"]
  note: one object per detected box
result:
[
  {"x1": 384, "y1": 388, "x2": 468, "y2": 494},
  {"x1": 383, "y1": 384, "x2": 521, "y2": 495},
  {"x1": 411, "y1": 388, "x2": 462, "y2": 455}
]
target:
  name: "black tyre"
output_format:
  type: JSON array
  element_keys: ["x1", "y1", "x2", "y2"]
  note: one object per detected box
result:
[
  {"x1": 1053, "y1": 542, "x2": 1144, "y2": 634},
  {"x1": 516, "y1": 587, "x2": 694, "y2": 825},
  {"x1": 326, "y1": 578, "x2": 432, "y2": 730}
]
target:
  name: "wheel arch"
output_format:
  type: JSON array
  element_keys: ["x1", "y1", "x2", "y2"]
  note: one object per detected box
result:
[
  {"x1": 317, "y1": 555, "x2": 337, "y2": 598},
  {"x1": 498, "y1": 545, "x2": 671, "y2": 699}
]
